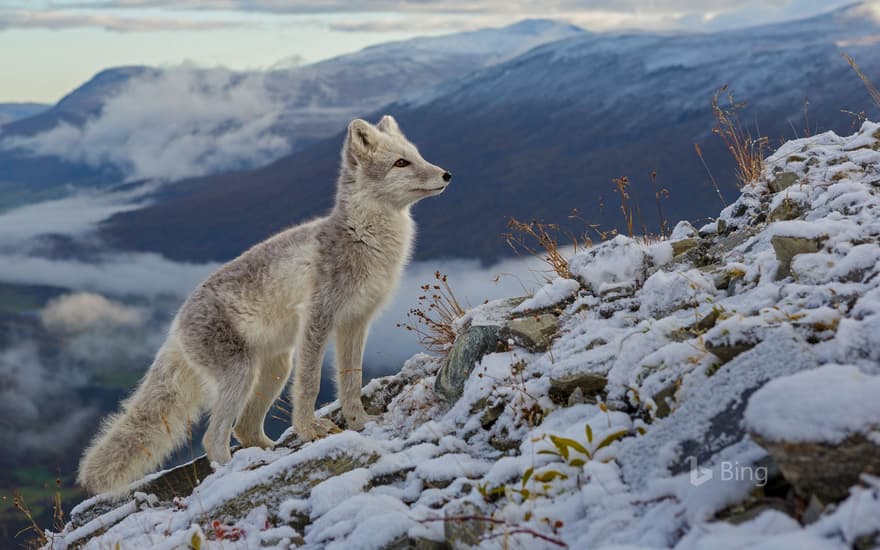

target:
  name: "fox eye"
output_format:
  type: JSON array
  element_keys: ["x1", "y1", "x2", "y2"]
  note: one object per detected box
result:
[{"x1": 393, "y1": 158, "x2": 410, "y2": 168}]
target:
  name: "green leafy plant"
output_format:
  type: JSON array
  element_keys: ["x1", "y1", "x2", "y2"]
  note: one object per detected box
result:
[{"x1": 536, "y1": 423, "x2": 629, "y2": 468}]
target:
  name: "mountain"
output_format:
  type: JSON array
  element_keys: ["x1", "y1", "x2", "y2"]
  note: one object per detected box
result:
[
  {"x1": 49, "y1": 121, "x2": 880, "y2": 549},
  {"x1": 102, "y1": 3, "x2": 880, "y2": 263},
  {"x1": 0, "y1": 103, "x2": 49, "y2": 125},
  {"x1": 0, "y1": 21, "x2": 584, "y2": 189},
  {"x1": 0, "y1": 67, "x2": 155, "y2": 196},
  {"x1": 1, "y1": 66, "x2": 154, "y2": 137}
]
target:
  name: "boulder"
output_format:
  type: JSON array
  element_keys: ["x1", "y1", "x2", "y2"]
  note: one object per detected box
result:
[{"x1": 434, "y1": 325, "x2": 502, "y2": 401}]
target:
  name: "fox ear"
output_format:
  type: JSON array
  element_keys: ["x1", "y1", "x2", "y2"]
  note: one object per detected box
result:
[
  {"x1": 377, "y1": 115, "x2": 403, "y2": 136},
  {"x1": 345, "y1": 119, "x2": 380, "y2": 166}
]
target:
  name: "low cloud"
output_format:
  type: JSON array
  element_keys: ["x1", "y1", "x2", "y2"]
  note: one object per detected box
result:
[
  {"x1": 327, "y1": 16, "x2": 487, "y2": 33},
  {"x1": 0, "y1": 340, "x2": 102, "y2": 461},
  {"x1": 42, "y1": 292, "x2": 144, "y2": 334},
  {"x1": 0, "y1": 252, "x2": 217, "y2": 297},
  {"x1": 3, "y1": 67, "x2": 290, "y2": 181},
  {"x1": 0, "y1": 187, "x2": 151, "y2": 248}
]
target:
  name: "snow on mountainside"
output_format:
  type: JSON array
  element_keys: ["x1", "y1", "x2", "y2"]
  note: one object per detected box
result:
[
  {"x1": 100, "y1": 2, "x2": 880, "y2": 265},
  {"x1": 0, "y1": 20, "x2": 582, "y2": 183},
  {"x1": 48, "y1": 123, "x2": 880, "y2": 548}
]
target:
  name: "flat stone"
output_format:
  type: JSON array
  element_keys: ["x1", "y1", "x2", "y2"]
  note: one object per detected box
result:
[
  {"x1": 768, "y1": 198, "x2": 806, "y2": 222},
  {"x1": 751, "y1": 433, "x2": 880, "y2": 503},
  {"x1": 771, "y1": 235, "x2": 823, "y2": 280},
  {"x1": 502, "y1": 314, "x2": 558, "y2": 352},
  {"x1": 769, "y1": 171, "x2": 799, "y2": 193},
  {"x1": 671, "y1": 237, "x2": 700, "y2": 257},
  {"x1": 549, "y1": 372, "x2": 607, "y2": 405},
  {"x1": 705, "y1": 339, "x2": 757, "y2": 363},
  {"x1": 652, "y1": 382, "x2": 678, "y2": 419}
]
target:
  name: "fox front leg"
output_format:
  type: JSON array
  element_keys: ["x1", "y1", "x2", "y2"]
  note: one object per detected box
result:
[
  {"x1": 292, "y1": 305, "x2": 341, "y2": 441},
  {"x1": 335, "y1": 317, "x2": 379, "y2": 430}
]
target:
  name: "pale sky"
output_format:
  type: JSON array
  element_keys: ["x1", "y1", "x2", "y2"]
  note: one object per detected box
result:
[{"x1": 0, "y1": 0, "x2": 856, "y2": 103}]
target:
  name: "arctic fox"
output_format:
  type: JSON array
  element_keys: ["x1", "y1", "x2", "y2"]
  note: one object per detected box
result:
[{"x1": 78, "y1": 115, "x2": 451, "y2": 495}]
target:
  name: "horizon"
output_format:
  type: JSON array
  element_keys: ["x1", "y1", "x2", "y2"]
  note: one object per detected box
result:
[{"x1": 0, "y1": 0, "x2": 862, "y2": 103}]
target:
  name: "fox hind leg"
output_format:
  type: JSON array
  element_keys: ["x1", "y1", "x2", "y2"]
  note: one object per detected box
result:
[
  {"x1": 203, "y1": 360, "x2": 257, "y2": 465},
  {"x1": 234, "y1": 352, "x2": 292, "y2": 449}
]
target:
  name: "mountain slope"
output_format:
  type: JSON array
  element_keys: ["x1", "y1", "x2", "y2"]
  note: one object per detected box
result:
[
  {"x1": 0, "y1": 21, "x2": 583, "y2": 187},
  {"x1": 51, "y1": 121, "x2": 880, "y2": 550},
  {"x1": 102, "y1": 3, "x2": 880, "y2": 263},
  {"x1": 0, "y1": 103, "x2": 50, "y2": 125}
]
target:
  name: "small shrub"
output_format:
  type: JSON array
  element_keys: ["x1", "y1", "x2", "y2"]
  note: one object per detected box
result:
[
  {"x1": 711, "y1": 85, "x2": 768, "y2": 188},
  {"x1": 504, "y1": 218, "x2": 577, "y2": 279},
  {"x1": 397, "y1": 271, "x2": 465, "y2": 355}
]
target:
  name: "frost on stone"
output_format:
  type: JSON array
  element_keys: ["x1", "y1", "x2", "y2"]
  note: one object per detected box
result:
[{"x1": 745, "y1": 364, "x2": 880, "y2": 444}]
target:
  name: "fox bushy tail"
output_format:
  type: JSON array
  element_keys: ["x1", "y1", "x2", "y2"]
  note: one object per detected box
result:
[{"x1": 78, "y1": 340, "x2": 204, "y2": 495}]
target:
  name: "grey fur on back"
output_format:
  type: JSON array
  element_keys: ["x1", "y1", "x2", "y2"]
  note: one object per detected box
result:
[{"x1": 77, "y1": 115, "x2": 450, "y2": 495}]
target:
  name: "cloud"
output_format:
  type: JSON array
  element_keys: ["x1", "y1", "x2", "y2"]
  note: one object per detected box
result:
[
  {"x1": 0, "y1": 292, "x2": 172, "y2": 464},
  {"x1": 326, "y1": 16, "x2": 490, "y2": 33},
  {"x1": 0, "y1": 340, "x2": 101, "y2": 461},
  {"x1": 42, "y1": 0, "x2": 858, "y2": 32},
  {"x1": 0, "y1": 252, "x2": 218, "y2": 296},
  {"x1": 0, "y1": 9, "x2": 253, "y2": 32},
  {"x1": 2, "y1": 66, "x2": 290, "y2": 181},
  {"x1": 41, "y1": 291, "x2": 144, "y2": 334},
  {"x1": 0, "y1": 187, "x2": 151, "y2": 248}
]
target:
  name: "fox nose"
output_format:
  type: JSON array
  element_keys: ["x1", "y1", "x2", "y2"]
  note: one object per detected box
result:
[{"x1": 442, "y1": 171, "x2": 452, "y2": 182}]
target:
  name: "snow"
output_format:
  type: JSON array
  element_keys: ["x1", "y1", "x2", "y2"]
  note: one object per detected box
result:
[
  {"x1": 745, "y1": 364, "x2": 880, "y2": 444},
  {"x1": 639, "y1": 268, "x2": 716, "y2": 317},
  {"x1": 568, "y1": 235, "x2": 652, "y2": 291},
  {"x1": 512, "y1": 277, "x2": 580, "y2": 313},
  {"x1": 48, "y1": 123, "x2": 880, "y2": 550}
]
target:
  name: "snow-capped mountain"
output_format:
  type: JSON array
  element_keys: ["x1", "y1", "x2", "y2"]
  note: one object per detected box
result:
[
  {"x1": 0, "y1": 20, "x2": 583, "y2": 186},
  {"x1": 102, "y1": 3, "x2": 880, "y2": 264}
]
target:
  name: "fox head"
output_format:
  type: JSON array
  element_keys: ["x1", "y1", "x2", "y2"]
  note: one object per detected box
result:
[{"x1": 340, "y1": 115, "x2": 451, "y2": 210}]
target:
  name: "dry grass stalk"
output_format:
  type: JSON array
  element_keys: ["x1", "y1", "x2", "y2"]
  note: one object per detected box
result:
[
  {"x1": 504, "y1": 218, "x2": 576, "y2": 279},
  {"x1": 649, "y1": 170, "x2": 671, "y2": 238},
  {"x1": 843, "y1": 52, "x2": 880, "y2": 108},
  {"x1": 12, "y1": 492, "x2": 49, "y2": 548},
  {"x1": 397, "y1": 271, "x2": 465, "y2": 355},
  {"x1": 612, "y1": 176, "x2": 635, "y2": 237},
  {"x1": 694, "y1": 142, "x2": 728, "y2": 206},
  {"x1": 711, "y1": 85, "x2": 768, "y2": 188}
]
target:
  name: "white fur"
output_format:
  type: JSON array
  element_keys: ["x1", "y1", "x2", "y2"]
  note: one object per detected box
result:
[{"x1": 77, "y1": 116, "x2": 450, "y2": 495}]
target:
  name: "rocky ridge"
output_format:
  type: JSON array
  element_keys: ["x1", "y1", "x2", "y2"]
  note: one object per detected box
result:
[{"x1": 47, "y1": 122, "x2": 880, "y2": 549}]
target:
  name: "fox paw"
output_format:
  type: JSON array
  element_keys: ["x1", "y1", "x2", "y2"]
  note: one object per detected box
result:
[
  {"x1": 294, "y1": 417, "x2": 342, "y2": 442},
  {"x1": 344, "y1": 410, "x2": 379, "y2": 431},
  {"x1": 234, "y1": 431, "x2": 276, "y2": 450}
]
